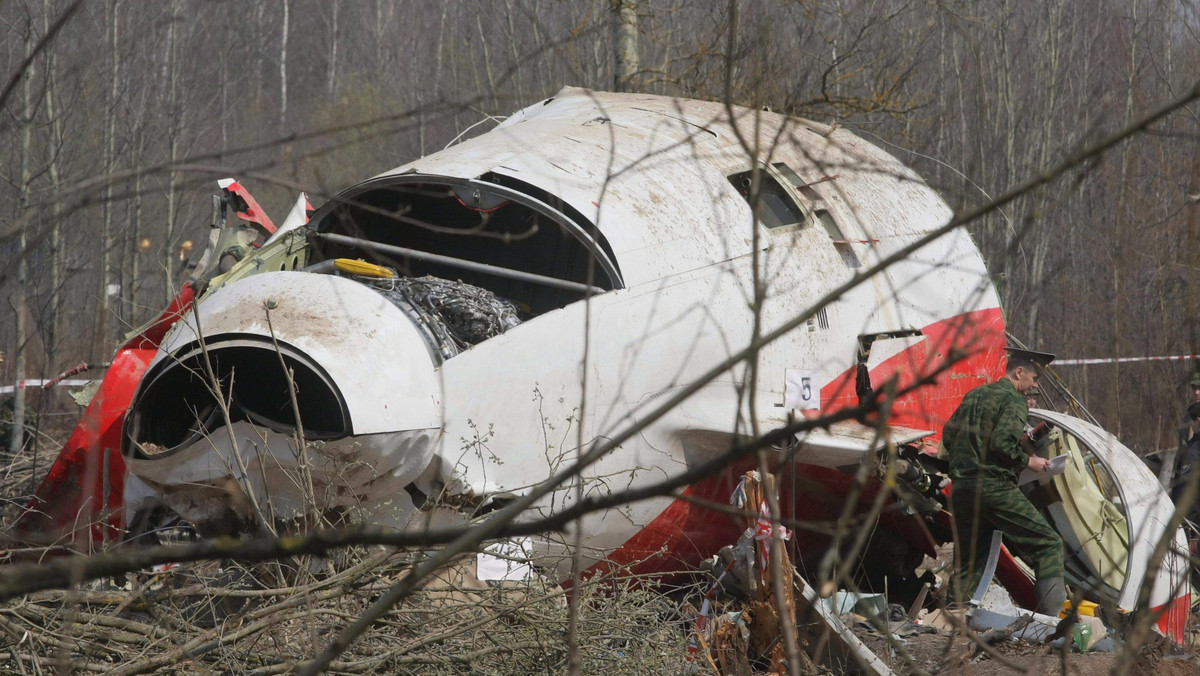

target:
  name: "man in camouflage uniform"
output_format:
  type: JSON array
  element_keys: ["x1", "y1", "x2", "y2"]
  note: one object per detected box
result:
[
  {"x1": 1171, "y1": 374, "x2": 1200, "y2": 513},
  {"x1": 1171, "y1": 402, "x2": 1200, "y2": 516},
  {"x1": 1024, "y1": 385, "x2": 1040, "y2": 411},
  {"x1": 1185, "y1": 373, "x2": 1200, "y2": 445},
  {"x1": 943, "y1": 347, "x2": 1064, "y2": 614}
]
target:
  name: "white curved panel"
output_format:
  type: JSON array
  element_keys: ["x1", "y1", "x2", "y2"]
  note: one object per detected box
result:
[
  {"x1": 1031, "y1": 410, "x2": 1191, "y2": 614},
  {"x1": 157, "y1": 271, "x2": 442, "y2": 434}
]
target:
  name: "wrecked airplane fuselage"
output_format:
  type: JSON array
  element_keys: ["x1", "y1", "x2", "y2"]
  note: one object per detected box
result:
[
  {"x1": 16, "y1": 88, "x2": 1190, "y2": 641},
  {"x1": 122, "y1": 89, "x2": 1001, "y2": 557}
]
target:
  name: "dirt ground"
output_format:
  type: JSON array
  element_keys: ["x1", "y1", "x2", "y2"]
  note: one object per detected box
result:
[
  {"x1": 835, "y1": 544, "x2": 1200, "y2": 675},
  {"x1": 856, "y1": 621, "x2": 1200, "y2": 675}
]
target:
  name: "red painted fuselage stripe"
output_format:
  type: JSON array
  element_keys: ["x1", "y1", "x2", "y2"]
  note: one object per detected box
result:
[
  {"x1": 12, "y1": 285, "x2": 196, "y2": 548},
  {"x1": 590, "y1": 308, "x2": 1007, "y2": 580}
]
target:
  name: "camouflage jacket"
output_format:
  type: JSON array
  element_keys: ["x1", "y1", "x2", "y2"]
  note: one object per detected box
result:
[{"x1": 943, "y1": 378, "x2": 1029, "y2": 486}]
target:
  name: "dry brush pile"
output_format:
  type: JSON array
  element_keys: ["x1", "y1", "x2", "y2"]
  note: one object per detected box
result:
[
  {"x1": 0, "y1": 545, "x2": 697, "y2": 675},
  {"x1": 0, "y1": 448, "x2": 697, "y2": 675}
]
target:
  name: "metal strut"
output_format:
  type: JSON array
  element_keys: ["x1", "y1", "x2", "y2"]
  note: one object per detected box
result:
[{"x1": 311, "y1": 232, "x2": 607, "y2": 295}]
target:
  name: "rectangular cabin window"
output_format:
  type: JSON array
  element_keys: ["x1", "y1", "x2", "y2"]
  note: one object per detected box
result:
[
  {"x1": 727, "y1": 167, "x2": 807, "y2": 230},
  {"x1": 815, "y1": 210, "x2": 844, "y2": 242},
  {"x1": 820, "y1": 210, "x2": 862, "y2": 268}
]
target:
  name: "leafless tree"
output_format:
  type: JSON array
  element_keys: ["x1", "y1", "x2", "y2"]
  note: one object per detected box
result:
[{"x1": 2, "y1": 1, "x2": 1200, "y2": 673}]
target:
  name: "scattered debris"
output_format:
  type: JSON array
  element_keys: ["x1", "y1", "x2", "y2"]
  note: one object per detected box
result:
[{"x1": 695, "y1": 471, "x2": 892, "y2": 675}]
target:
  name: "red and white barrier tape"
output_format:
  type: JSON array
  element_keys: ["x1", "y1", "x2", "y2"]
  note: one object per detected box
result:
[
  {"x1": 0, "y1": 379, "x2": 93, "y2": 394},
  {"x1": 1054, "y1": 354, "x2": 1199, "y2": 366}
]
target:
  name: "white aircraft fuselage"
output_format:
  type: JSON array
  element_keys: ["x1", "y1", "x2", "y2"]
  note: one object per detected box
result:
[{"x1": 19, "y1": 88, "x2": 1186, "y2": 640}]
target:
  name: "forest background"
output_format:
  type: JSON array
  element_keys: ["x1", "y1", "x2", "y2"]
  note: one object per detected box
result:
[{"x1": 1, "y1": 0, "x2": 1198, "y2": 458}]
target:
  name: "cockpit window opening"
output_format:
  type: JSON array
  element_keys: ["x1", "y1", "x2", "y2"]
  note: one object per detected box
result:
[
  {"x1": 771, "y1": 163, "x2": 808, "y2": 195},
  {"x1": 307, "y1": 175, "x2": 621, "y2": 319},
  {"x1": 477, "y1": 171, "x2": 622, "y2": 285},
  {"x1": 727, "y1": 164, "x2": 808, "y2": 231}
]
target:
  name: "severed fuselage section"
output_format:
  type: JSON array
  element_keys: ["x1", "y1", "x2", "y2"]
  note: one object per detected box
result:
[{"x1": 16, "y1": 88, "x2": 1191, "y2": 642}]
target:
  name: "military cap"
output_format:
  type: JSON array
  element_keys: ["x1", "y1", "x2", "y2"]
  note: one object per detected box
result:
[
  {"x1": 1026, "y1": 386, "x2": 1041, "y2": 397},
  {"x1": 1005, "y1": 347, "x2": 1055, "y2": 368},
  {"x1": 1189, "y1": 372, "x2": 1200, "y2": 388}
]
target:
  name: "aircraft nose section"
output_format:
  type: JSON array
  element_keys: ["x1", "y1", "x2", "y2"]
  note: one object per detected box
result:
[{"x1": 125, "y1": 271, "x2": 443, "y2": 458}]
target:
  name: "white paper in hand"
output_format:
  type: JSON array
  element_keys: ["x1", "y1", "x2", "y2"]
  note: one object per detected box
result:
[{"x1": 1017, "y1": 454, "x2": 1068, "y2": 486}]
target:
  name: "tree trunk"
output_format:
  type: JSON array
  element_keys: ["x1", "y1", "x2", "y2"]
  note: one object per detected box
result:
[
  {"x1": 42, "y1": 0, "x2": 64, "y2": 369},
  {"x1": 1111, "y1": 0, "x2": 1141, "y2": 438},
  {"x1": 612, "y1": 0, "x2": 638, "y2": 92},
  {"x1": 11, "y1": 12, "x2": 35, "y2": 455},
  {"x1": 476, "y1": 13, "x2": 497, "y2": 109},
  {"x1": 164, "y1": 0, "x2": 180, "y2": 300},
  {"x1": 121, "y1": 176, "x2": 136, "y2": 329},
  {"x1": 96, "y1": 0, "x2": 120, "y2": 357},
  {"x1": 504, "y1": 0, "x2": 522, "y2": 100},
  {"x1": 253, "y1": 2, "x2": 265, "y2": 111},
  {"x1": 1027, "y1": 0, "x2": 1064, "y2": 337},
  {"x1": 220, "y1": 44, "x2": 229, "y2": 149},
  {"x1": 280, "y1": 0, "x2": 289, "y2": 126},
  {"x1": 327, "y1": 0, "x2": 338, "y2": 97}
]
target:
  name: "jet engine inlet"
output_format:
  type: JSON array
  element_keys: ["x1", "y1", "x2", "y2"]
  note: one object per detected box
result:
[{"x1": 125, "y1": 339, "x2": 348, "y2": 458}]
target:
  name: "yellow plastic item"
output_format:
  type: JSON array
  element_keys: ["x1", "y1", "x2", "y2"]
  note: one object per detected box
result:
[
  {"x1": 334, "y1": 258, "x2": 395, "y2": 278},
  {"x1": 1060, "y1": 599, "x2": 1099, "y2": 618}
]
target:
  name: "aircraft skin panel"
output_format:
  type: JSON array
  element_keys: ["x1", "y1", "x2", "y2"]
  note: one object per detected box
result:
[
  {"x1": 399, "y1": 117, "x2": 749, "y2": 287},
  {"x1": 379, "y1": 88, "x2": 976, "y2": 298},
  {"x1": 436, "y1": 299, "x2": 1005, "y2": 578},
  {"x1": 440, "y1": 300, "x2": 918, "y2": 553},
  {"x1": 125, "y1": 424, "x2": 440, "y2": 529},
  {"x1": 262, "y1": 192, "x2": 312, "y2": 248},
  {"x1": 822, "y1": 308, "x2": 1007, "y2": 436},
  {"x1": 814, "y1": 151, "x2": 946, "y2": 242},
  {"x1": 431, "y1": 241, "x2": 864, "y2": 493},
  {"x1": 382, "y1": 87, "x2": 999, "y2": 351},
  {"x1": 878, "y1": 231, "x2": 1000, "y2": 325}
]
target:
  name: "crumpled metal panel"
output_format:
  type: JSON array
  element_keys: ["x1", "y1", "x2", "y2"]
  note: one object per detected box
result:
[
  {"x1": 126, "y1": 426, "x2": 440, "y2": 529},
  {"x1": 373, "y1": 275, "x2": 522, "y2": 350}
]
